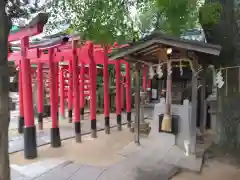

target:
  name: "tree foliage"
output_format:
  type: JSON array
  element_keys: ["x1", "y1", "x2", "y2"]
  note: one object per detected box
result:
[
  {"x1": 68, "y1": 0, "x2": 136, "y2": 45},
  {"x1": 6, "y1": 0, "x2": 44, "y2": 26},
  {"x1": 199, "y1": 2, "x2": 222, "y2": 28},
  {"x1": 156, "y1": 0, "x2": 202, "y2": 35},
  {"x1": 42, "y1": 0, "x2": 72, "y2": 35},
  {"x1": 67, "y1": 0, "x2": 204, "y2": 43}
]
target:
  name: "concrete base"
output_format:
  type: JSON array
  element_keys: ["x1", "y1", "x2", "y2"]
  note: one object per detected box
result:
[
  {"x1": 152, "y1": 99, "x2": 194, "y2": 151},
  {"x1": 131, "y1": 121, "x2": 151, "y2": 135},
  {"x1": 140, "y1": 98, "x2": 205, "y2": 172}
]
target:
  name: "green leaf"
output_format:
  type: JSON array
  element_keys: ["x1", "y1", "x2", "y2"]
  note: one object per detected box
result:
[{"x1": 68, "y1": 0, "x2": 136, "y2": 45}]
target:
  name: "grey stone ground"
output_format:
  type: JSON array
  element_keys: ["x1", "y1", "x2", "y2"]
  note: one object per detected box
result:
[
  {"x1": 9, "y1": 93, "x2": 178, "y2": 180},
  {"x1": 11, "y1": 144, "x2": 179, "y2": 180}
]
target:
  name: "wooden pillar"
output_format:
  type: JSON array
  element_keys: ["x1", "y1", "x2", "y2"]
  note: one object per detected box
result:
[
  {"x1": 161, "y1": 60, "x2": 172, "y2": 132},
  {"x1": 103, "y1": 47, "x2": 110, "y2": 134},
  {"x1": 121, "y1": 77, "x2": 124, "y2": 111},
  {"x1": 21, "y1": 37, "x2": 37, "y2": 159},
  {"x1": 142, "y1": 65, "x2": 147, "y2": 91},
  {"x1": 115, "y1": 60, "x2": 122, "y2": 131},
  {"x1": 18, "y1": 62, "x2": 24, "y2": 134},
  {"x1": 134, "y1": 63, "x2": 141, "y2": 145},
  {"x1": 55, "y1": 62, "x2": 59, "y2": 120},
  {"x1": 125, "y1": 63, "x2": 132, "y2": 128},
  {"x1": 190, "y1": 59, "x2": 198, "y2": 154},
  {"x1": 88, "y1": 42, "x2": 97, "y2": 138},
  {"x1": 37, "y1": 63, "x2": 44, "y2": 130},
  {"x1": 147, "y1": 78, "x2": 151, "y2": 101},
  {"x1": 49, "y1": 48, "x2": 61, "y2": 148},
  {"x1": 68, "y1": 60, "x2": 73, "y2": 123},
  {"x1": 200, "y1": 71, "x2": 207, "y2": 134},
  {"x1": 166, "y1": 62, "x2": 172, "y2": 114},
  {"x1": 72, "y1": 40, "x2": 81, "y2": 142},
  {"x1": 80, "y1": 62, "x2": 85, "y2": 120},
  {"x1": 59, "y1": 66, "x2": 65, "y2": 119}
]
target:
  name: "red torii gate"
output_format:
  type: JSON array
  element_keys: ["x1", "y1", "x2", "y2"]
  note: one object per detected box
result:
[{"x1": 8, "y1": 13, "x2": 139, "y2": 160}]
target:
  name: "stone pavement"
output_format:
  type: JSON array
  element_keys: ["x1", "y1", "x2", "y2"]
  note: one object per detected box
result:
[
  {"x1": 10, "y1": 131, "x2": 179, "y2": 180},
  {"x1": 9, "y1": 93, "x2": 179, "y2": 180}
]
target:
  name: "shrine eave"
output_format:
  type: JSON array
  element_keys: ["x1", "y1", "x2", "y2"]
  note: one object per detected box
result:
[{"x1": 108, "y1": 32, "x2": 222, "y2": 64}]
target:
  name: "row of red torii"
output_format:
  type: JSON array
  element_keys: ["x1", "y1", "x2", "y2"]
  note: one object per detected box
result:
[{"x1": 8, "y1": 14, "x2": 151, "y2": 159}]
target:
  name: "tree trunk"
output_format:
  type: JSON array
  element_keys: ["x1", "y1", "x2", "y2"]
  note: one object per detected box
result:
[
  {"x1": 201, "y1": 0, "x2": 240, "y2": 153},
  {"x1": 0, "y1": 3, "x2": 12, "y2": 180}
]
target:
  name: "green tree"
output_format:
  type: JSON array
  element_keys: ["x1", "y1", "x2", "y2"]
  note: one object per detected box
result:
[
  {"x1": 68, "y1": 0, "x2": 138, "y2": 113},
  {"x1": 43, "y1": 0, "x2": 72, "y2": 35},
  {"x1": 69, "y1": 0, "x2": 135, "y2": 44},
  {"x1": 137, "y1": 0, "x2": 202, "y2": 36},
  {"x1": 199, "y1": 0, "x2": 240, "y2": 155}
]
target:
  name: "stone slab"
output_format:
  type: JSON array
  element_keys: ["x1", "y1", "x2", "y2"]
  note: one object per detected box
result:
[
  {"x1": 162, "y1": 145, "x2": 203, "y2": 172},
  {"x1": 116, "y1": 141, "x2": 144, "y2": 157},
  {"x1": 11, "y1": 168, "x2": 30, "y2": 180},
  {"x1": 98, "y1": 140, "x2": 179, "y2": 180},
  {"x1": 33, "y1": 163, "x2": 104, "y2": 180},
  {"x1": 70, "y1": 165, "x2": 105, "y2": 180},
  {"x1": 35, "y1": 162, "x2": 84, "y2": 180},
  {"x1": 11, "y1": 159, "x2": 71, "y2": 179}
]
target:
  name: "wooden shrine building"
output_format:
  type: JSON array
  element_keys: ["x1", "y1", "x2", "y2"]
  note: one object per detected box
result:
[{"x1": 109, "y1": 32, "x2": 221, "y2": 155}]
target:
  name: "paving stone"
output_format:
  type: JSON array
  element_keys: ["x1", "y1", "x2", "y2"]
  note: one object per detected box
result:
[
  {"x1": 35, "y1": 162, "x2": 83, "y2": 180},
  {"x1": 70, "y1": 165, "x2": 105, "y2": 180}
]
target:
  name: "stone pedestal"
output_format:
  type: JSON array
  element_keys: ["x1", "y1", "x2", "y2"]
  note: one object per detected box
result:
[
  {"x1": 131, "y1": 121, "x2": 151, "y2": 135},
  {"x1": 152, "y1": 99, "x2": 193, "y2": 151},
  {"x1": 131, "y1": 91, "x2": 152, "y2": 135}
]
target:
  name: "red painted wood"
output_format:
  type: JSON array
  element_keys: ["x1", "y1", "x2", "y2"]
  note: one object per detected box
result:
[
  {"x1": 88, "y1": 42, "x2": 97, "y2": 120},
  {"x1": 72, "y1": 40, "x2": 80, "y2": 123},
  {"x1": 80, "y1": 62, "x2": 85, "y2": 108},
  {"x1": 49, "y1": 48, "x2": 58, "y2": 128},
  {"x1": 115, "y1": 60, "x2": 121, "y2": 115},
  {"x1": 21, "y1": 37, "x2": 35, "y2": 127},
  {"x1": 59, "y1": 67, "x2": 65, "y2": 117},
  {"x1": 103, "y1": 48, "x2": 109, "y2": 117},
  {"x1": 37, "y1": 63, "x2": 44, "y2": 113},
  {"x1": 68, "y1": 60, "x2": 73, "y2": 110}
]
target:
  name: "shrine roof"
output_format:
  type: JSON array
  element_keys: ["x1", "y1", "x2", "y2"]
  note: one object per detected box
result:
[{"x1": 108, "y1": 32, "x2": 221, "y2": 64}]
